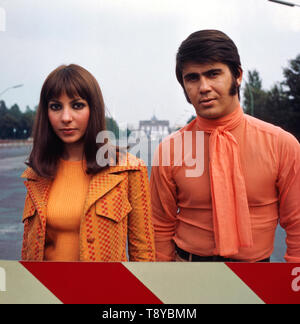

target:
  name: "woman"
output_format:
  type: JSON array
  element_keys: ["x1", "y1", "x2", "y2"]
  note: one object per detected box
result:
[{"x1": 21, "y1": 64, "x2": 155, "y2": 262}]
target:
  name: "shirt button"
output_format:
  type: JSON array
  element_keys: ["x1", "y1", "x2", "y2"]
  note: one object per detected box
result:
[{"x1": 87, "y1": 237, "x2": 95, "y2": 244}]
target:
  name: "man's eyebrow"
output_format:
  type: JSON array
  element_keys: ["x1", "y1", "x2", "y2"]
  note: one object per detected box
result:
[
  {"x1": 183, "y1": 68, "x2": 223, "y2": 79},
  {"x1": 203, "y1": 68, "x2": 222, "y2": 75}
]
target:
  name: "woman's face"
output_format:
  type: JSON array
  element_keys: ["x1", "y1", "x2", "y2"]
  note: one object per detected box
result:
[{"x1": 48, "y1": 93, "x2": 90, "y2": 146}]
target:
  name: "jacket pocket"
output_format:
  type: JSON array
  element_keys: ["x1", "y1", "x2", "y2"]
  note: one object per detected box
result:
[
  {"x1": 22, "y1": 194, "x2": 36, "y2": 222},
  {"x1": 95, "y1": 189, "x2": 132, "y2": 223}
]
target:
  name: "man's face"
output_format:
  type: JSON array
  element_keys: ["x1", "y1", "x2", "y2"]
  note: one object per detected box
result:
[{"x1": 182, "y1": 62, "x2": 242, "y2": 119}]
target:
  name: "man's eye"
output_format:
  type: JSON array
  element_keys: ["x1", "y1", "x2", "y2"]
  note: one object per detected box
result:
[
  {"x1": 49, "y1": 103, "x2": 61, "y2": 111},
  {"x1": 186, "y1": 74, "x2": 199, "y2": 82},
  {"x1": 209, "y1": 71, "x2": 220, "y2": 77}
]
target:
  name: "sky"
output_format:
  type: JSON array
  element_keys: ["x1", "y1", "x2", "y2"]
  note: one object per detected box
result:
[{"x1": 0, "y1": 0, "x2": 300, "y2": 129}]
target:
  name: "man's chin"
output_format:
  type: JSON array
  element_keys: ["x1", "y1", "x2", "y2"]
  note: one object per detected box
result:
[{"x1": 196, "y1": 108, "x2": 223, "y2": 120}]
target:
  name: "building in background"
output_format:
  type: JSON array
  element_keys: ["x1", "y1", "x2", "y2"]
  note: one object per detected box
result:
[{"x1": 139, "y1": 115, "x2": 170, "y2": 140}]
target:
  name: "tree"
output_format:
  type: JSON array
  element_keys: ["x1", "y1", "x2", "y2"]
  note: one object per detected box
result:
[
  {"x1": 187, "y1": 115, "x2": 196, "y2": 124},
  {"x1": 242, "y1": 59, "x2": 300, "y2": 140},
  {"x1": 282, "y1": 54, "x2": 300, "y2": 111},
  {"x1": 0, "y1": 100, "x2": 8, "y2": 115},
  {"x1": 0, "y1": 101, "x2": 36, "y2": 139},
  {"x1": 281, "y1": 54, "x2": 300, "y2": 140},
  {"x1": 21, "y1": 106, "x2": 36, "y2": 138},
  {"x1": 0, "y1": 113, "x2": 18, "y2": 139},
  {"x1": 105, "y1": 116, "x2": 120, "y2": 139},
  {"x1": 243, "y1": 70, "x2": 268, "y2": 119},
  {"x1": 9, "y1": 104, "x2": 23, "y2": 138},
  {"x1": 264, "y1": 83, "x2": 289, "y2": 129}
]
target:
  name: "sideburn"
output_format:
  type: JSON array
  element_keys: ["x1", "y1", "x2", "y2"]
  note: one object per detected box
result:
[{"x1": 229, "y1": 77, "x2": 240, "y2": 99}]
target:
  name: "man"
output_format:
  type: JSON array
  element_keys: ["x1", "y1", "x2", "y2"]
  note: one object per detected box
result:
[{"x1": 150, "y1": 30, "x2": 300, "y2": 262}]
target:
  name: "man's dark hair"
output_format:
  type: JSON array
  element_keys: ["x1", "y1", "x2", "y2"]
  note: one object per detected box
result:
[{"x1": 175, "y1": 29, "x2": 242, "y2": 102}]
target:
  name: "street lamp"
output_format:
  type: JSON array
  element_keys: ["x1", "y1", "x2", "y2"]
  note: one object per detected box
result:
[
  {"x1": 0, "y1": 84, "x2": 24, "y2": 97},
  {"x1": 268, "y1": 0, "x2": 300, "y2": 7}
]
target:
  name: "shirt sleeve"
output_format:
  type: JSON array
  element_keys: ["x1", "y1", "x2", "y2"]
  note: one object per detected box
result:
[
  {"x1": 150, "y1": 144, "x2": 178, "y2": 261},
  {"x1": 277, "y1": 130, "x2": 300, "y2": 263},
  {"x1": 127, "y1": 163, "x2": 156, "y2": 261}
]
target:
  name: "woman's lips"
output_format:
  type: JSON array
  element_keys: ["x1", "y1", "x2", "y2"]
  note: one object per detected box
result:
[{"x1": 60, "y1": 128, "x2": 77, "y2": 135}]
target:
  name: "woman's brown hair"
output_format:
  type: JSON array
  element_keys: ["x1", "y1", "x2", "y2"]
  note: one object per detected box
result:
[{"x1": 27, "y1": 64, "x2": 114, "y2": 178}]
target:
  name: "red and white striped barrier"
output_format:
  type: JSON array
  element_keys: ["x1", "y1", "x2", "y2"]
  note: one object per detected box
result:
[{"x1": 0, "y1": 261, "x2": 300, "y2": 304}]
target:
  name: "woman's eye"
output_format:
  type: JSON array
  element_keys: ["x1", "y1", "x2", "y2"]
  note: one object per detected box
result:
[
  {"x1": 73, "y1": 102, "x2": 85, "y2": 109},
  {"x1": 49, "y1": 103, "x2": 61, "y2": 111}
]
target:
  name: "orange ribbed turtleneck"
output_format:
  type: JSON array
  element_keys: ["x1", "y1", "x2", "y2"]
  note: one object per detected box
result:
[{"x1": 44, "y1": 159, "x2": 91, "y2": 261}]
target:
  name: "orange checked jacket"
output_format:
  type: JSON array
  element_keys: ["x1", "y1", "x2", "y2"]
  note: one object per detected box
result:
[{"x1": 21, "y1": 154, "x2": 156, "y2": 262}]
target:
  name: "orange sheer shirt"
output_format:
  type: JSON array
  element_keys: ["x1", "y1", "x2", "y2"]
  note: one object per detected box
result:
[{"x1": 150, "y1": 113, "x2": 300, "y2": 262}]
